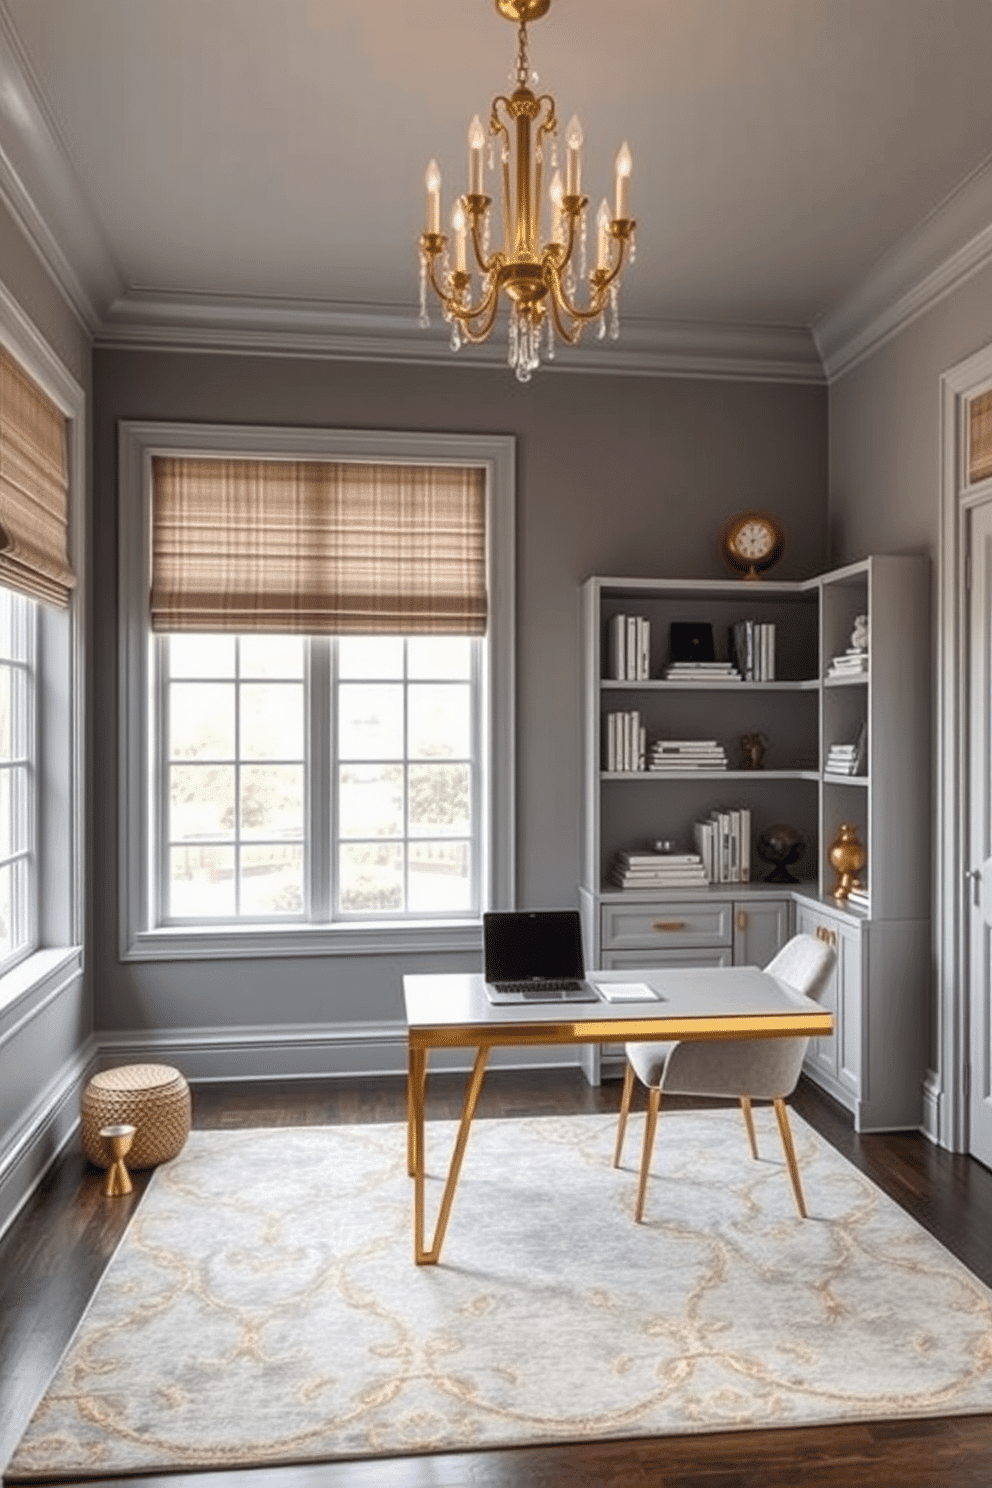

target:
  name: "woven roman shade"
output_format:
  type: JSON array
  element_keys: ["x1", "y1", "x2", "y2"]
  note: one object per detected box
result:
[
  {"x1": 969, "y1": 390, "x2": 992, "y2": 486},
  {"x1": 150, "y1": 457, "x2": 487, "y2": 634},
  {"x1": 0, "y1": 344, "x2": 74, "y2": 607}
]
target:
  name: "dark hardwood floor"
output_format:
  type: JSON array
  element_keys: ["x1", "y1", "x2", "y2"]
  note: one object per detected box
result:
[{"x1": 4, "y1": 1070, "x2": 992, "y2": 1487}]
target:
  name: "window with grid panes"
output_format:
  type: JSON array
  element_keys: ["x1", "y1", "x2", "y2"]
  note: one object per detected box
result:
[
  {"x1": 160, "y1": 631, "x2": 479, "y2": 922},
  {"x1": 0, "y1": 588, "x2": 35, "y2": 966}
]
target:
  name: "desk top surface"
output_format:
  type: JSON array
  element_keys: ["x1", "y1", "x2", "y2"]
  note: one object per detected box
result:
[{"x1": 402, "y1": 965, "x2": 830, "y2": 1040}]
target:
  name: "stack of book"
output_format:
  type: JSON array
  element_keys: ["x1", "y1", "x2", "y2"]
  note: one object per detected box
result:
[
  {"x1": 729, "y1": 620, "x2": 777, "y2": 681},
  {"x1": 827, "y1": 647, "x2": 869, "y2": 679},
  {"x1": 648, "y1": 740, "x2": 728, "y2": 772},
  {"x1": 608, "y1": 850, "x2": 709, "y2": 890},
  {"x1": 825, "y1": 723, "x2": 867, "y2": 776},
  {"x1": 663, "y1": 660, "x2": 741, "y2": 682},
  {"x1": 846, "y1": 885, "x2": 869, "y2": 912},
  {"x1": 604, "y1": 710, "x2": 647, "y2": 772},
  {"x1": 693, "y1": 807, "x2": 752, "y2": 883},
  {"x1": 607, "y1": 614, "x2": 651, "y2": 681}
]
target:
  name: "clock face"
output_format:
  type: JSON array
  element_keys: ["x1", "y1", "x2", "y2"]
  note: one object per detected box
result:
[
  {"x1": 721, "y1": 510, "x2": 784, "y2": 576},
  {"x1": 733, "y1": 519, "x2": 776, "y2": 560}
]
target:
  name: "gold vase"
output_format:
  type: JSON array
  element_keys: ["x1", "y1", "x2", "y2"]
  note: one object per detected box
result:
[{"x1": 828, "y1": 823, "x2": 866, "y2": 901}]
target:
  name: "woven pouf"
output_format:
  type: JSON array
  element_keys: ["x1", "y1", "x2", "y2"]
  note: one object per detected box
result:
[{"x1": 81, "y1": 1064, "x2": 191, "y2": 1170}]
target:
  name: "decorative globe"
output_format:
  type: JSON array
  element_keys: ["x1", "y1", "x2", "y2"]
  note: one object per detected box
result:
[{"x1": 755, "y1": 823, "x2": 807, "y2": 884}]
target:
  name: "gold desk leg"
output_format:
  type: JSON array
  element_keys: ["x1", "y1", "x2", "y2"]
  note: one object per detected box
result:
[
  {"x1": 774, "y1": 1097, "x2": 807, "y2": 1219},
  {"x1": 407, "y1": 1043, "x2": 426, "y2": 1179},
  {"x1": 414, "y1": 1044, "x2": 489, "y2": 1265},
  {"x1": 741, "y1": 1096, "x2": 759, "y2": 1160}
]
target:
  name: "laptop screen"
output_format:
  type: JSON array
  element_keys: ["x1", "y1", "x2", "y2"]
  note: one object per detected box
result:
[{"x1": 483, "y1": 910, "x2": 586, "y2": 983}]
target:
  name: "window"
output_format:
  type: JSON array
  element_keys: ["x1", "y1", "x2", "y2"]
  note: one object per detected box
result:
[
  {"x1": 119, "y1": 424, "x2": 514, "y2": 959},
  {"x1": 0, "y1": 589, "x2": 35, "y2": 968},
  {"x1": 0, "y1": 285, "x2": 84, "y2": 1010}
]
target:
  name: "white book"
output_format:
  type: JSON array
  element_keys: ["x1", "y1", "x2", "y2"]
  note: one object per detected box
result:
[
  {"x1": 741, "y1": 807, "x2": 751, "y2": 882},
  {"x1": 637, "y1": 616, "x2": 650, "y2": 680},
  {"x1": 626, "y1": 616, "x2": 638, "y2": 681},
  {"x1": 768, "y1": 623, "x2": 776, "y2": 682}
]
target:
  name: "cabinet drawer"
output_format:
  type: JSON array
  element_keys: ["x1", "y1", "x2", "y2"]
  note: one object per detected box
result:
[
  {"x1": 602, "y1": 901, "x2": 732, "y2": 950},
  {"x1": 601, "y1": 947, "x2": 732, "y2": 971}
]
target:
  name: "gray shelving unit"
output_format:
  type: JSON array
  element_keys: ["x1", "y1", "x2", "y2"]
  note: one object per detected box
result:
[{"x1": 578, "y1": 558, "x2": 930, "y2": 1131}]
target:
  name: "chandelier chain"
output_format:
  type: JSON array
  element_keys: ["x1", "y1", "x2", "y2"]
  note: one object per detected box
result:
[{"x1": 515, "y1": 21, "x2": 530, "y2": 86}]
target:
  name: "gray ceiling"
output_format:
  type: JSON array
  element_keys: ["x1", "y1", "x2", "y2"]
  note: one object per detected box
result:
[{"x1": 3, "y1": 0, "x2": 992, "y2": 378}]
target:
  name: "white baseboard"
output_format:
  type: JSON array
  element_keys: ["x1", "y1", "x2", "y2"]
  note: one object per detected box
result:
[
  {"x1": 0, "y1": 1036, "x2": 97, "y2": 1240},
  {"x1": 921, "y1": 1068, "x2": 943, "y2": 1147},
  {"x1": 95, "y1": 1021, "x2": 583, "y2": 1083}
]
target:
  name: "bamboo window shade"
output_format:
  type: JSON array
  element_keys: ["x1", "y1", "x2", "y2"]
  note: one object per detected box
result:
[
  {"x1": 150, "y1": 457, "x2": 487, "y2": 634},
  {"x1": 969, "y1": 390, "x2": 992, "y2": 486},
  {"x1": 0, "y1": 344, "x2": 74, "y2": 607}
]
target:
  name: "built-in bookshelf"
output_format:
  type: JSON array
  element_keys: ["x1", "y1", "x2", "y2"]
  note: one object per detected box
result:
[{"x1": 578, "y1": 558, "x2": 931, "y2": 1131}]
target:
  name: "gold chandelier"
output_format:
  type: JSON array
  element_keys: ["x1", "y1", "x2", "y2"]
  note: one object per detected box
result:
[{"x1": 418, "y1": 0, "x2": 636, "y2": 383}]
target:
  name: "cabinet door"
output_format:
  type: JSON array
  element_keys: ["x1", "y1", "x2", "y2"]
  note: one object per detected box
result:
[
  {"x1": 733, "y1": 899, "x2": 790, "y2": 968},
  {"x1": 795, "y1": 904, "x2": 840, "y2": 1084}
]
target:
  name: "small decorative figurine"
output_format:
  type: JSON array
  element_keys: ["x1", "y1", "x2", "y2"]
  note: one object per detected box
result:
[
  {"x1": 755, "y1": 823, "x2": 806, "y2": 884},
  {"x1": 740, "y1": 731, "x2": 769, "y2": 770},
  {"x1": 850, "y1": 613, "x2": 868, "y2": 652},
  {"x1": 829, "y1": 822, "x2": 866, "y2": 901}
]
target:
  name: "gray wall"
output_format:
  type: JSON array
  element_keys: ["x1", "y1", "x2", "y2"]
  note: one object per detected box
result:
[
  {"x1": 828, "y1": 259, "x2": 992, "y2": 1093},
  {"x1": 0, "y1": 198, "x2": 92, "y2": 1234},
  {"x1": 93, "y1": 349, "x2": 827, "y2": 1072}
]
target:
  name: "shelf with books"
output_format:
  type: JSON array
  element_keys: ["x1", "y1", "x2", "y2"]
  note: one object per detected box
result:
[{"x1": 581, "y1": 561, "x2": 930, "y2": 1129}]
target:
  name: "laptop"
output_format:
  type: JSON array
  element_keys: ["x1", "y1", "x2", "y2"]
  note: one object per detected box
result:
[{"x1": 483, "y1": 910, "x2": 601, "y2": 1004}]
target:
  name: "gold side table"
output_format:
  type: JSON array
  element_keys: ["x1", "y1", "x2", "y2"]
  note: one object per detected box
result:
[{"x1": 100, "y1": 1123, "x2": 136, "y2": 1197}]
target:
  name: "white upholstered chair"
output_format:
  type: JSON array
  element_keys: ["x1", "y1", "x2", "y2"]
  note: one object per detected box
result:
[{"x1": 613, "y1": 933, "x2": 836, "y2": 1221}]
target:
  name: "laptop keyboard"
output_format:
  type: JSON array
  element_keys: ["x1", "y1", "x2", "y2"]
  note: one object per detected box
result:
[{"x1": 495, "y1": 979, "x2": 584, "y2": 997}]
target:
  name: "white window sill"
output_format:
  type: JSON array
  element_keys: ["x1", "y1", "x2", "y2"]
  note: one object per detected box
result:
[
  {"x1": 0, "y1": 945, "x2": 84, "y2": 1022},
  {"x1": 121, "y1": 921, "x2": 484, "y2": 963}
]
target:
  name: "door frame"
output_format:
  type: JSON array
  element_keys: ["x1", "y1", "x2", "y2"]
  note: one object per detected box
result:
[{"x1": 938, "y1": 344, "x2": 992, "y2": 1152}]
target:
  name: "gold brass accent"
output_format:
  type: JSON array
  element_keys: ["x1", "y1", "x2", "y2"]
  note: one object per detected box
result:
[
  {"x1": 736, "y1": 910, "x2": 747, "y2": 931},
  {"x1": 720, "y1": 510, "x2": 786, "y2": 580},
  {"x1": 495, "y1": 0, "x2": 551, "y2": 20},
  {"x1": 828, "y1": 822, "x2": 866, "y2": 901},
  {"x1": 652, "y1": 920, "x2": 686, "y2": 932},
  {"x1": 741, "y1": 1096, "x2": 759, "y2": 1159},
  {"x1": 408, "y1": 1000, "x2": 832, "y2": 1263},
  {"x1": 100, "y1": 1123, "x2": 136, "y2": 1197},
  {"x1": 419, "y1": 0, "x2": 635, "y2": 381},
  {"x1": 774, "y1": 1098, "x2": 807, "y2": 1218}
]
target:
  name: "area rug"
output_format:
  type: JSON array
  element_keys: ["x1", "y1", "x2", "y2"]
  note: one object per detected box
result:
[{"x1": 8, "y1": 1110, "x2": 992, "y2": 1481}]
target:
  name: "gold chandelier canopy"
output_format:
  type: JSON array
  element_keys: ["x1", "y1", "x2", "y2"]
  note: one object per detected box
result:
[{"x1": 418, "y1": 0, "x2": 636, "y2": 382}]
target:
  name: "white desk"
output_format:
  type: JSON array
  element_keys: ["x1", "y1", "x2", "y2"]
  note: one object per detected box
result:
[{"x1": 403, "y1": 965, "x2": 832, "y2": 1264}]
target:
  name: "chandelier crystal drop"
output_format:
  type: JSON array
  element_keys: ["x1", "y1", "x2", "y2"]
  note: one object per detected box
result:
[{"x1": 418, "y1": 0, "x2": 636, "y2": 383}]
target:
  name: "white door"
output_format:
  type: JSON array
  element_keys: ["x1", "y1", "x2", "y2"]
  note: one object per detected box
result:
[{"x1": 967, "y1": 496, "x2": 992, "y2": 1166}]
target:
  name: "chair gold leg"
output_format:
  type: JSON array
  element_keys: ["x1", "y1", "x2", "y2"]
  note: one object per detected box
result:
[
  {"x1": 740, "y1": 1096, "x2": 759, "y2": 1160},
  {"x1": 635, "y1": 1086, "x2": 662, "y2": 1223},
  {"x1": 773, "y1": 1097, "x2": 807, "y2": 1218},
  {"x1": 614, "y1": 1060, "x2": 636, "y2": 1168}
]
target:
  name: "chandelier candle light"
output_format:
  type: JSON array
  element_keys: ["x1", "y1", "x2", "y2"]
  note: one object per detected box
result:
[{"x1": 418, "y1": 0, "x2": 636, "y2": 382}]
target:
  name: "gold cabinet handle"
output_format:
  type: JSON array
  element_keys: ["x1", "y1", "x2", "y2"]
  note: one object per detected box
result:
[
  {"x1": 736, "y1": 910, "x2": 747, "y2": 931},
  {"x1": 815, "y1": 925, "x2": 838, "y2": 949},
  {"x1": 652, "y1": 920, "x2": 686, "y2": 932}
]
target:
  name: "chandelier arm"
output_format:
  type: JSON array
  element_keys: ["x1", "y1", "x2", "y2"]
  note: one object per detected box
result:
[
  {"x1": 437, "y1": 267, "x2": 503, "y2": 333},
  {"x1": 531, "y1": 97, "x2": 556, "y2": 247},
  {"x1": 423, "y1": 244, "x2": 455, "y2": 306},
  {"x1": 468, "y1": 214, "x2": 503, "y2": 278},
  {"x1": 490, "y1": 100, "x2": 513, "y2": 257},
  {"x1": 451, "y1": 281, "x2": 505, "y2": 343},
  {"x1": 549, "y1": 229, "x2": 631, "y2": 324},
  {"x1": 544, "y1": 271, "x2": 583, "y2": 345}
]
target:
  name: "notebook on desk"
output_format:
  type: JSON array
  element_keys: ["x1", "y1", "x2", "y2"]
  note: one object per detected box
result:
[{"x1": 483, "y1": 910, "x2": 601, "y2": 1004}]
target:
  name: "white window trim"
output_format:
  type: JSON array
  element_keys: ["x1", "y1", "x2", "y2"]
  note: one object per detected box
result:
[
  {"x1": 0, "y1": 279, "x2": 84, "y2": 1015},
  {"x1": 118, "y1": 422, "x2": 515, "y2": 961}
]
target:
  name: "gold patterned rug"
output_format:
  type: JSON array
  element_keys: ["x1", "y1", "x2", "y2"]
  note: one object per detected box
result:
[{"x1": 7, "y1": 1111, "x2": 992, "y2": 1481}]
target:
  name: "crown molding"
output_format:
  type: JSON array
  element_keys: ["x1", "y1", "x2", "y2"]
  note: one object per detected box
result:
[
  {"x1": 813, "y1": 152, "x2": 992, "y2": 383},
  {"x1": 96, "y1": 287, "x2": 825, "y2": 383},
  {"x1": 0, "y1": 2, "x2": 122, "y2": 332}
]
